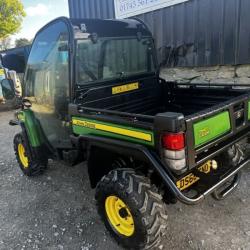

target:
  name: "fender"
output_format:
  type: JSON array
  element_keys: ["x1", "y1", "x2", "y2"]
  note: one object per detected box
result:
[{"x1": 10, "y1": 109, "x2": 54, "y2": 160}]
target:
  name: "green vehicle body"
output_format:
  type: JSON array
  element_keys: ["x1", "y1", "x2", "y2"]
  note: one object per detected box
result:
[
  {"x1": 193, "y1": 111, "x2": 231, "y2": 148},
  {"x1": 18, "y1": 108, "x2": 241, "y2": 150},
  {"x1": 72, "y1": 116, "x2": 155, "y2": 147},
  {"x1": 17, "y1": 110, "x2": 45, "y2": 148}
]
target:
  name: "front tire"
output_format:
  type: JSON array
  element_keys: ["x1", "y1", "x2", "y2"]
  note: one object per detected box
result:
[
  {"x1": 14, "y1": 133, "x2": 48, "y2": 176},
  {"x1": 95, "y1": 168, "x2": 168, "y2": 249}
]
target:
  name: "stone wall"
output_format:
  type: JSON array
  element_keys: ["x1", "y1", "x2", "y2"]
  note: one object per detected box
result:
[{"x1": 160, "y1": 65, "x2": 250, "y2": 86}]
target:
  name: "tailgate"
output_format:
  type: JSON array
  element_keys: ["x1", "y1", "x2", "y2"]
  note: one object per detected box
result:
[{"x1": 185, "y1": 94, "x2": 250, "y2": 168}]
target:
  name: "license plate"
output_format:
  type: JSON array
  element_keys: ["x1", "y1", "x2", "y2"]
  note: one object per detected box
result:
[{"x1": 176, "y1": 161, "x2": 212, "y2": 191}]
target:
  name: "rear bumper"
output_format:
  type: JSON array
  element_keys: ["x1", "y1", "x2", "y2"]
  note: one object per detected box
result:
[
  {"x1": 140, "y1": 144, "x2": 250, "y2": 205},
  {"x1": 174, "y1": 158, "x2": 249, "y2": 204},
  {"x1": 71, "y1": 134, "x2": 250, "y2": 205}
]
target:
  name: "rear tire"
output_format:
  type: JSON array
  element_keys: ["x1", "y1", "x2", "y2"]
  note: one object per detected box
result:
[
  {"x1": 14, "y1": 133, "x2": 48, "y2": 176},
  {"x1": 95, "y1": 168, "x2": 168, "y2": 249}
]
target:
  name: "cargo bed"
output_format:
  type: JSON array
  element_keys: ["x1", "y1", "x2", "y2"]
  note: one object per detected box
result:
[
  {"x1": 78, "y1": 79, "x2": 247, "y2": 118},
  {"x1": 75, "y1": 80, "x2": 249, "y2": 168}
]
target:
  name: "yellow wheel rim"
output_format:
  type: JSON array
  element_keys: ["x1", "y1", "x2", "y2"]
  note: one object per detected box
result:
[
  {"x1": 105, "y1": 195, "x2": 135, "y2": 237},
  {"x1": 18, "y1": 143, "x2": 29, "y2": 169}
]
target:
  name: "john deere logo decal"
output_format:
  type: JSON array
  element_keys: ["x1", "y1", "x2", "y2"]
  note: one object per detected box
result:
[
  {"x1": 199, "y1": 128, "x2": 210, "y2": 138},
  {"x1": 72, "y1": 118, "x2": 153, "y2": 142}
]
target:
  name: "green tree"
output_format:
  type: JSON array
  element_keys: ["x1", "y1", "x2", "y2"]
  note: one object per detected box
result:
[
  {"x1": 0, "y1": 37, "x2": 11, "y2": 50},
  {"x1": 15, "y1": 38, "x2": 31, "y2": 48},
  {"x1": 0, "y1": 0, "x2": 25, "y2": 39}
]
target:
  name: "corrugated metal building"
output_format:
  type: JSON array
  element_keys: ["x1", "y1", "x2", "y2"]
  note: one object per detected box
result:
[{"x1": 68, "y1": 0, "x2": 250, "y2": 68}]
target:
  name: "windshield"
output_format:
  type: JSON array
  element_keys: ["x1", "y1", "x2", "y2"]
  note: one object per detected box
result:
[{"x1": 76, "y1": 37, "x2": 156, "y2": 84}]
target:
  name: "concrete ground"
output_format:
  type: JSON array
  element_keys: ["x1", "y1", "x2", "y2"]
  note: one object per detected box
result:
[{"x1": 0, "y1": 110, "x2": 249, "y2": 250}]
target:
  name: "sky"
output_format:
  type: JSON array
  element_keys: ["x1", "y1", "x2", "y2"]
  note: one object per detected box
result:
[{"x1": 12, "y1": 0, "x2": 69, "y2": 41}]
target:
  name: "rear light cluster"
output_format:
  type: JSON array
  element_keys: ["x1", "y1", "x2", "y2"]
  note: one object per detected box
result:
[{"x1": 162, "y1": 133, "x2": 187, "y2": 173}]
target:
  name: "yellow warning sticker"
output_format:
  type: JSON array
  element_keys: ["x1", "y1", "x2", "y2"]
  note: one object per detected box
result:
[{"x1": 112, "y1": 82, "x2": 139, "y2": 95}]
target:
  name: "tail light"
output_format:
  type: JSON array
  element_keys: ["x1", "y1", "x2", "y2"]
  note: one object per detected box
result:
[
  {"x1": 162, "y1": 133, "x2": 187, "y2": 173},
  {"x1": 162, "y1": 133, "x2": 185, "y2": 150}
]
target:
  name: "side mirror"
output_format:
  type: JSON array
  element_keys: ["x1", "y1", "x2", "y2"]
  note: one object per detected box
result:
[
  {"x1": 0, "y1": 79, "x2": 15, "y2": 100},
  {"x1": 22, "y1": 98, "x2": 32, "y2": 108}
]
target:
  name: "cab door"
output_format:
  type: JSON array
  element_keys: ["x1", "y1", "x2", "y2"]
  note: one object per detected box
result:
[{"x1": 24, "y1": 20, "x2": 71, "y2": 148}]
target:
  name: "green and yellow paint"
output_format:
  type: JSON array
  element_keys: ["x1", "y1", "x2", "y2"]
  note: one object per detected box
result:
[
  {"x1": 193, "y1": 111, "x2": 231, "y2": 148},
  {"x1": 72, "y1": 117, "x2": 155, "y2": 147},
  {"x1": 17, "y1": 110, "x2": 45, "y2": 148}
]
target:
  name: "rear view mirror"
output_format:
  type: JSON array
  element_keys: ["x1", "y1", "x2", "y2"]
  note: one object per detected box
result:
[{"x1": 0, "y1": 79, "x2": 15, "y2": 100}]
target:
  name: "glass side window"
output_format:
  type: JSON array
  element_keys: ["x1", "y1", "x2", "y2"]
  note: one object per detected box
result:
[
  {"x1": 25, "y1": 21, "x2": 69, "y2": 115},
  {"x1": 24, "y1": 21, "x2": 70, "y2": 147}
]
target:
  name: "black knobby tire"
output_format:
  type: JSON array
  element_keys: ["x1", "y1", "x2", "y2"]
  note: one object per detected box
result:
[
  {"x1": 14, "y1": 133, "x2": 48, "y2": 176},
  {"x1": 95, "y1": 168, "x2": 168, "y2": 249}
]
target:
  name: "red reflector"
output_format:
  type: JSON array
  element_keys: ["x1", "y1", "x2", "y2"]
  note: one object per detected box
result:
[{"x1": 162, "y1": 133, "x2": 185, "y2": 150}]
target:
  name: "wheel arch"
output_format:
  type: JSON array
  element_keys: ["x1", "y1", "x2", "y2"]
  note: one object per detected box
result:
[
  {"x1": 87, "y1": 143, "x2": 147, "y2": 188},
  {"x1": 17, "y1": 120, "x2": 52, "y2": 164},
  {"x1": 71, "y1": 135, "x2": 155, "y2": 188},
  {"x1": 13, "y1": 110, "x2": 55, "y2": 161}
]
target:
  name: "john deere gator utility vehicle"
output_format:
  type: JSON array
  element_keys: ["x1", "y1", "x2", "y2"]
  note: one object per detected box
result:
[{"x1": 1, "y1": 17, "x2": 250, "y2": 249}]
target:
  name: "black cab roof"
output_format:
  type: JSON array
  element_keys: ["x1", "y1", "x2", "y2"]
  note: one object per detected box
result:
[
  {"x1": 35, "y1": 17, "x2": 152, "y2": 41},
  {"x1": 70, "y1": 18, "x2": 152, "y2": 38}
]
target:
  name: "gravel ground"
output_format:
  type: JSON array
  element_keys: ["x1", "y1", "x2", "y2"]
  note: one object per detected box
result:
[{"x1": 0, "y1": 110, "x2": 249, "y2": 250}]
